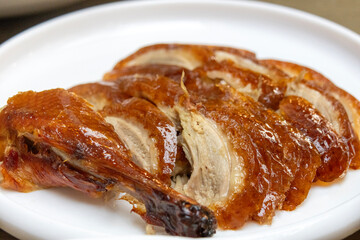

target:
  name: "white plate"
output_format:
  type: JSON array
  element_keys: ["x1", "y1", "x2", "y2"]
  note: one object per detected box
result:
[{"x1": 1, "y1": 0, "x2": 360, "y2": 239}]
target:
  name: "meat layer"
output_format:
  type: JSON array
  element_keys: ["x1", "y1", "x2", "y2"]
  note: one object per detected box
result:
[
  {"x1": 262, "y1": 60, "x2": 360, "y2": 169},
  {"x1": 0, "y1": 89, "x2": 217, "y2": 237},
  {"x1": 104, "y1": 64, "x2": 320, "y2": 228},
  {"x1": 69, "y1": 82, "x2": 177, "y2": 184},
  {"x1": 112, "y1": 44, "x2": 358, "y2": 182},
  {"x1": 2, "y1": 43, "x2": 359, "y2": 235}
]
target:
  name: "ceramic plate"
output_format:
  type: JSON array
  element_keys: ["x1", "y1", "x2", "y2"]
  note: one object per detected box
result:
[{"x1": 0, "y1": 1, "x2": 360, "y2": 239}]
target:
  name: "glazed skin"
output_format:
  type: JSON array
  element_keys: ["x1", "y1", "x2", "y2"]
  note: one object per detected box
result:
[
  {"x1": 104, "y1": 64, "x2": 320, "y2": 227},
  {"x1": 279, "y1": 96, "x2": 350, "y2": 182},
  {"x1": 0, "y1": 89, "x2": 216, "y2": 237},
  {"x1": 103, "y1": 43, "x2": 360, "y2": 229},
  {"x1": 261, "y1": 59, "x2": 360, "y2": 169},
  {"x1": 69, "y1": 82, "x2": 177, "y2": 184},
  {"x1": 1, "y1": 44, "x2": 360, "y2": 236},
  {"x1": 105, "y1": 71, "x2": 275, "y2": 228},
  {"x1": 110, "y1": 44, "x2": 358, "y2": 183}
]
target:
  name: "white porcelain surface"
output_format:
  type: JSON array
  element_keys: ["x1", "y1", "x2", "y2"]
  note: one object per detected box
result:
[{"x1": 0, "y1": 1, "x2": 360, "y2": 239}]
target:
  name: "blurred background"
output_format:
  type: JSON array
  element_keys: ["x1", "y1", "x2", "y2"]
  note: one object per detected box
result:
[{"x1": 0, "y1": 0, "x2": 359, "y2": 239}]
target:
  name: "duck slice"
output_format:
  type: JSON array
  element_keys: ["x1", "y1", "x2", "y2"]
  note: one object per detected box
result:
[
  {"x1": 104, "y1": 65, "x2": 319, "y2": 228},
  {"x1": 103, "y1": 72, "x2": 271, "y2": 228},
  {"x1": 113, "y1": 44, "x2": 355, "y2": 182},
  {"x1": 69, "y1": 82, "x2": 177, "y2": 184},
  {"x1": 261, "y1": 60, "x2": 360, "y2": 169},
  {"x1": 0, "y1": 89, "x2": 216, "y2": 237}
]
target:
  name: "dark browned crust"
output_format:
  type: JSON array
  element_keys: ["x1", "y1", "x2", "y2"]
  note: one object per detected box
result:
[
  {"x1": 0, "y1": 89, "x2": 217, "y2": 237},
  {"x1": 103, "y1": 64, "x2": 320, "y2": 228}
]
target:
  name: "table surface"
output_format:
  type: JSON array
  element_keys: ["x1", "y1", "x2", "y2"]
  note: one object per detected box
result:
[{"x1": 0, "y1": 0, "x2": 359, "y2": 239}]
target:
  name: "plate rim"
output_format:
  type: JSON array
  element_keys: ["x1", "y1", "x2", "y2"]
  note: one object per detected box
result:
[{"x1": 1, "y1": 0, "x2": 359, "y2": 52}]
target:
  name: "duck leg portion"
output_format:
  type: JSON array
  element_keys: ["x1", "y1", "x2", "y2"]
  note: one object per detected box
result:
[{"x1": 0, "y1": 89, "x2": 216, "y2": 237}]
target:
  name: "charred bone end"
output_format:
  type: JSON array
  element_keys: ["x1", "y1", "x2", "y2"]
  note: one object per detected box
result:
[{"x1": 143, "y1": 189, "x2": 217, "y2": 237}]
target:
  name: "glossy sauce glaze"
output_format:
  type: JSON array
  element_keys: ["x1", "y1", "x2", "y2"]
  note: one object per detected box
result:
[
  {"x1": 2, "y1": 44, "x2": 360, "y2": 236},
  {"x1": 284, "y1": 80, "x2": 356, "y2": 181},
  {"x1": 0, "y1": 89, "x2": 217, "y2": 237},
  {"x1": 107, "y1": 71, "x2": 269, "y2": 228},
  {"x1": 111, "y1": 44, "x2": 288, "y2": 110},
  {"x1": 261, "y1": 59, "x2": 360, "y2": 169},
  {"x1": 175, "y1": 66, "x2": 318, "y2": 215},
  {"x1": 215, "y1": 56, "x2": 357, "y2": 182},
  {"x1": 104, "y1": 64, "x2": 321, "y2": 229},
  {"x1": 69, "y1": 82, "x2": 178, "y2": 184},
  {"x1": 280, "y1": 96, "x2": 349, "y2": 182},
  {"x1": 113, "y1": 44, "x2": 256, "y2": 70},
  {"x1": 213, "y1": 85, "x2": 321, "y2": 211},
  {"x1": 114, "y1": 44, "x2": 358, "y2": 183}
]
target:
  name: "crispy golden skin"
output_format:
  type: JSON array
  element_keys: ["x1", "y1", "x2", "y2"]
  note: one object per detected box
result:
[{"x1": 0, "y1": 89, "x2": 216, "y2": 237}]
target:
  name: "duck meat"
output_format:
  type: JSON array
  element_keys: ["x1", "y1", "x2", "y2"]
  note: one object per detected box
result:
[{"x1": 0, "y1": 89, "x2": 216, "y2": 237}]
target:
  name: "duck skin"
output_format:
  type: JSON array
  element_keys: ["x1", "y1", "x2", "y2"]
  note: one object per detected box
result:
[
  {"x1": 0, "y1": 88, "x2": 216, "y2": 237},
  {"x1": 105, "y1": 63, "x2": 320, "y2": 215},
  {"x1": 261, "y1": 59, "x2": 360, "y2": 169},
  {"x1": 69, "y1": 82, "x2": 178, "y2": 184},
  {"x1": 102, "y1": 63, "x2": 321, "y2": 229},
  {"x1": 110, "y1": 44, "x2": 358, "y2": 182}
]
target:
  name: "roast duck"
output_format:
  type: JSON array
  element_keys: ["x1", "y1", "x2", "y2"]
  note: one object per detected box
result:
[{"x1": 1, "y1": 44, "x2": 359, "y2": 237}]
